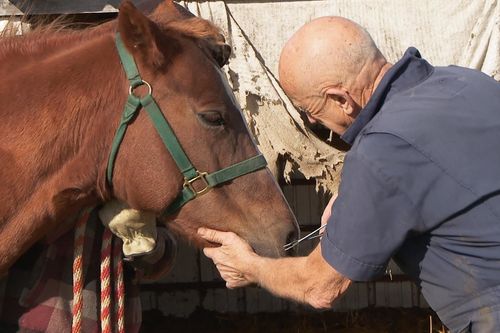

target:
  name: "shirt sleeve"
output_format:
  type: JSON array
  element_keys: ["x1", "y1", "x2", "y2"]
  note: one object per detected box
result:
[{"x1": 321, "y1": 134, "x2": 425, "y2": 281}]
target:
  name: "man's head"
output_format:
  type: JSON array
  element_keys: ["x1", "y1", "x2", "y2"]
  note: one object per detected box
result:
[{"x1": 279, "y1": 16, "x2": 390, "y2": 135}]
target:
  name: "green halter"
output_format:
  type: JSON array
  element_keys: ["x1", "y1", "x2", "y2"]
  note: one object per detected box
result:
[{"x1": 107, "y1": 33, "x2": 268, "y2": 217}]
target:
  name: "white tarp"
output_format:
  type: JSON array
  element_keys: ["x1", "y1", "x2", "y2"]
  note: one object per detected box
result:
[{"x1": 181, "y1": 0, "x2": 500, "y2": 192}]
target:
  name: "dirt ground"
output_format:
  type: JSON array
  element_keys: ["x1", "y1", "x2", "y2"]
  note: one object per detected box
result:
[{"x1": 141, "y1": 307, "x2": 449, "y2": 333}]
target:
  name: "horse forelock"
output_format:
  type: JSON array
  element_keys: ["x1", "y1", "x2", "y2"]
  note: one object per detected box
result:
[
  {"x1": 156, "y1": 16, "x2": 229, "y2": 68},
  {"x1": 162, "y1": 17, "x2": 223, "y2": 43}
]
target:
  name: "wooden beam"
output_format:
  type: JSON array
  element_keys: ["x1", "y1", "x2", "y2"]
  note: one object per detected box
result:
[
  {"x1": 0, "y1": 0, "x2": 121, "y2": 16},
  {"x1": 1, "y1": 0, "x2": 21, "y2": 15},
  {"x1": 1, "y1": 0, "x2": 312, "y2": 16}
]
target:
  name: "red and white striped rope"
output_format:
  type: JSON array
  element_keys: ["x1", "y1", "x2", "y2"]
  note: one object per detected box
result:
[
  {"x1": 100, "y1": 228, "x2": 113, "y2": 333},
  {"x1": 73, "y1": 213, "x2": 126, "y2": 333},
  {"x1": 72, "y1": 212, "x2": 89, "y2": 333},
  {"x1": 113, "y1": 238, "x2": 126, "y2": 333}
]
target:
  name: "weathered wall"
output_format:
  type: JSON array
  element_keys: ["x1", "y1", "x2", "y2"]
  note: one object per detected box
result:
[{"x1": 181, "y1": 0, "x2": 500, "y2": 192}]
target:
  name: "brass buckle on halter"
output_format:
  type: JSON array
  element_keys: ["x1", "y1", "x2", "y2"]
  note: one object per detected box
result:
[{"x1": 184, "y1": 171, "x2": 211, "y2": 197}]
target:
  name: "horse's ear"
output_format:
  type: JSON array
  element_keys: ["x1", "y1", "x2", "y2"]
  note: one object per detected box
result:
[
  {"x1": 164, "y1": 0, "x2": 177, "y2": 12},
  {"x1": 211, "y1": 42, "x2": 232, "y2": 67},
  {"x1": 118, "y1": 0, "x2": 164, "y2": 67},
  {"x1": 148, "y1": 0, "x2": 187, "y2": 21}
]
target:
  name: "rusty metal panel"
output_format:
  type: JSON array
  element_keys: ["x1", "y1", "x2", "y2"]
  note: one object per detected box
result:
[
  {"x1": 158, "y1": 240, "x2": 200, "y2": 283},
  {"x1": 401, "y1": 281, "x2": 415, "y2": 307}
]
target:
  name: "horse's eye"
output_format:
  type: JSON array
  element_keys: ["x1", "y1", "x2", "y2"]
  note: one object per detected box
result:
[{"x1": 198, "y1": 111, "x2": 225, "y2": 127}]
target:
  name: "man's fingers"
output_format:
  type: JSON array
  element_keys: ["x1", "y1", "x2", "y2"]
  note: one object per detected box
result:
[
  {"x1": 198, "y1": 227, "x2": 257, "y2": 289},
  {"x1": 226, "y1": 280, "x2": 250, "y2": 289},
  {"x1": 203, "y1": 247, "x2": 219, "y2": 260},
  {"x1": 198, "y1": 228, "x2": 253, "y2": 252},
  {"x1": 203, "y1": 248, "x2": 232, "y2": 266},
  {"x1": 198, "y1": 227, "x2": 234, "y2": 244},
  {"x1": 215, "y1": 263, "x2": 235, "y2": 272},
  {"x1": 197, "y1": 227, "x2": 222, "y2": 243}
]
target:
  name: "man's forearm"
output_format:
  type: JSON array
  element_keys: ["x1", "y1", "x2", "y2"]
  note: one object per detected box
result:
[
  {"x1": 249, "y1": 245, "x2": 351, "y2": 309},
  {"x1": 250, "y1": 255, "x2": 310, "y2": 303},
  {"x1": 198, "y1": 228, "x2": 351, "y2": 309}
]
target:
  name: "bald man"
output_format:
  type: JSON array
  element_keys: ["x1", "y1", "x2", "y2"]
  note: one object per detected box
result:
[{"x1": 198, "y1": 17, "x2": 500, "y2": 333}]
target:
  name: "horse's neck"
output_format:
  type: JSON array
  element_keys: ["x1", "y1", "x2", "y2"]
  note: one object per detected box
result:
[
  {"x1": 0, "y1": 27, "x2": 124, "y2": 273},
  {"x1": 0, "y1": 23, "x2": 113, "y2": 72},
  {"x1": 0, "y1": 30, "x2": 122, "y2": 202}
]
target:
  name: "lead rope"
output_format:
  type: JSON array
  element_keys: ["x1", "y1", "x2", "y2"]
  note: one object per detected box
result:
[
  {"x1": 113, "y1": 236, "x2": 126, "y2": 333},
  {"x1": 100, "y1": 228, "x2": 113, "y2": 333},
  {"x1": 100, "y1": 228, "x2": 126, "y2": 333},
  {"x1": 72, "y1": 212, "x2": 89, "y2": 333},
  {"x1": 72, "y1": 215, "x2": 125, "y2": 333}
]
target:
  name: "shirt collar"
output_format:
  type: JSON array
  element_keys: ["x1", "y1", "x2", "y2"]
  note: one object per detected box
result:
[{"x1": 341, "y1": 47, "x2": 434, "y2": 145}]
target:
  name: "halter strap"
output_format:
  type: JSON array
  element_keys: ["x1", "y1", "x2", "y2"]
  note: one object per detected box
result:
[
  {"x1": 107, "y1": 33, "x2": 267, "y2": 216},
  {"x1": 162, "y1": 154, "x2": 267, "y2": 217}
]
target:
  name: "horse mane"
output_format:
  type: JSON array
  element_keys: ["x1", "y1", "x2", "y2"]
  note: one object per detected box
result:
[
  {"x1": 0, "y1": 17, "x2": 113, "y2": 62},
  {"x1": 158, "y1": 15, "x2": 229, "y2": 67},
  {"x1": 0, "y1": 12, "x2": 224, "y2": 62}
]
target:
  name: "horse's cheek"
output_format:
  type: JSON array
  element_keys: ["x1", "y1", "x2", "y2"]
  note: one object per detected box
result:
[{"x1": 119, "y1": 169, "x2": 181, "y2": 213}]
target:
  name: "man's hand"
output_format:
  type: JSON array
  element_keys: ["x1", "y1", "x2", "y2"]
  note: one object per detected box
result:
[
  {"x1": 198, "y1": 228, "x2": 260, "y2": 288},
  {"x1": 199, "y1": 227, "x2": 351, "y2": 308}
]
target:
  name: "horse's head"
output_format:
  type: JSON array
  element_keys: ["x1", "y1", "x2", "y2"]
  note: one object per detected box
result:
[{"x1": 108, "y1": 1, "x2": 298, "y2": 257}]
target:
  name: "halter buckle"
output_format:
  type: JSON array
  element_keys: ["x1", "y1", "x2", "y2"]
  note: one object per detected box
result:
[{"x1": 184, "y1": 171, "x2": 211, "y2": 197}]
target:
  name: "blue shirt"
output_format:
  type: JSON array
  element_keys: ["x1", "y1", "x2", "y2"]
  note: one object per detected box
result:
[{"x1": 321, "y1": 47, "x2": 500, "y2": 331}]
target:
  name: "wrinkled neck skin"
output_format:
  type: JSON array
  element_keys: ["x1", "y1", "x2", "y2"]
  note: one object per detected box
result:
[{"x1": 355, "y1": 59, "x2": 393, "y2": 108}]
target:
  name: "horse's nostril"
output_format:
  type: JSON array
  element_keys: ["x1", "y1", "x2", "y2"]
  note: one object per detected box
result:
[{"x1": 286, "y1": 230, "x2": 298, "y2": 246}]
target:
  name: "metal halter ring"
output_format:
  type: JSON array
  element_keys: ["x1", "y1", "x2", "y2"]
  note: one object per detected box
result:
[{"x1": 129, "y1": 80, "x2": 152, "y2": 97}]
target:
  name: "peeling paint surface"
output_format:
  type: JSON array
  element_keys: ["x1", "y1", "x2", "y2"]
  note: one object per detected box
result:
[{"x1": 181, "y1": 0, "x2": 500, "y2": 193}]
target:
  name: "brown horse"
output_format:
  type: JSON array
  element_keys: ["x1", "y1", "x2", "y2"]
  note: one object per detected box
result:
[{"x1": 0, "y1": 1, "x2": 298, "y2": 274}]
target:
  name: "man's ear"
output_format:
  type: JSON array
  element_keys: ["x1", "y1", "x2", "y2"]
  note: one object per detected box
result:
[
  {"x1": 325, "y1": 87, "x2": 360, "y2": 117},
  {"x1": 118, "y1": 0, "x2": 164, "y2": 68}
]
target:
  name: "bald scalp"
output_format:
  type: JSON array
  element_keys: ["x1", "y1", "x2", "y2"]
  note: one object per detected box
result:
[{"x1": 279, "y1": 16, "x2": 385, "y2": 103}]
